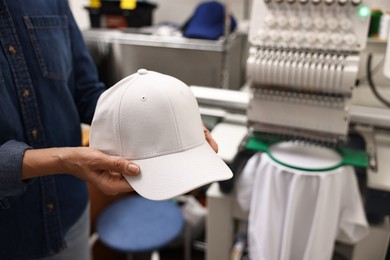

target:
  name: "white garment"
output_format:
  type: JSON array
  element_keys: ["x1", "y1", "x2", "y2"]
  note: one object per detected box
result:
[{"x1": 236, "y1": 153, "x2": 369, "y2": 260}]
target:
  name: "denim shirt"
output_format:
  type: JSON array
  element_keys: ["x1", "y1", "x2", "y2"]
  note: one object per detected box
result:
[{"x1": 0, "y1": 0, "x2": 105, "y2": 258}]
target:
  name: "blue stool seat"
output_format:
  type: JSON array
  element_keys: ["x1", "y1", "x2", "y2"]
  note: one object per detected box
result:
[{"x1": 96, "y1": 195, "x2": 184, "y2": 253}]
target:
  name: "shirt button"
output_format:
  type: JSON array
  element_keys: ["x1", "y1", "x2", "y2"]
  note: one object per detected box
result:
[
  {"x1": 8, "y1": 45, "x2": 16, "y2": 55},
  {"x1": 46, "y1": 203, "x2": 54, "y2": 212},
  {"x1": 22, "y1": 89, "x2": 30, "y2": 98},
  {"x1": 31, "y1": 129, "x2": 39, "y2": 138}
]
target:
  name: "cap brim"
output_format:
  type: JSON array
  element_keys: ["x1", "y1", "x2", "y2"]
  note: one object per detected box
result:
[{"x1": 125, "y1": 142, "x2": 233, "y2": 201}]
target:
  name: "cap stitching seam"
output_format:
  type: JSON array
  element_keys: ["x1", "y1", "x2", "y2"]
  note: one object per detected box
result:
[
  {"x1": 117, "y1": 87, "x2": 126, "y2": 158},
  {"x1": 118, "y1": 75, "x2": 141, "y2": 157},
  {"x1": 162, "y1": 81, "x2": 183, "y2": 149}
]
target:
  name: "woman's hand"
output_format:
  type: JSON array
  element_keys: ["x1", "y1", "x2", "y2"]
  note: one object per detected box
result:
[
  {"x1": 203, "y1": 124, "x2": 218, "y2": 153},
  {"x1": 22, "y1": 147, "x2": 140, "y2": 195}
]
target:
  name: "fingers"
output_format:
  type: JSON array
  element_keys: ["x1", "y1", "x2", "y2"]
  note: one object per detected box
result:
[
  {"x1": 95, "y1": 174, "x2": 135, "y2": 195},
  {"x1": 59, "y1": 147, "x2": 140, "y2": 196},
  {"x1": 109, "y1": 157, "x2": 140, "y2": 176},
  {"x1": 94, "y1": 156, "x2": 140, "y2": 195},
  {"x1": 69, "y1": 148, "x2": 140, "y2": 195},
  {"x1": 203, "y1": 125, "x2": 219, "y2": 153}
]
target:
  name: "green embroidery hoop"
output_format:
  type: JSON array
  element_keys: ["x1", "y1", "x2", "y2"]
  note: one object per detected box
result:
[{"x1": 244, "y1": 133, "x2": 368, "y2": 172}]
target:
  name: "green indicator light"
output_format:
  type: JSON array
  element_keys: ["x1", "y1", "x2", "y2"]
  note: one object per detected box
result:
[{"x1": 358, "y1": 6, "x2": 371, "y2": 18}]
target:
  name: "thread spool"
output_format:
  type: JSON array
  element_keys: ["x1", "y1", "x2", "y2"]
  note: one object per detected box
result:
[
  {"x1": 369, "y1": 8, "x2": 383, "y2": 38},
  {"x1": 89, "y1": 0, "x2": 101, "y2": 8},
  {"x1": 120, "y1": 0, "x2": 137, "y2": 10}
]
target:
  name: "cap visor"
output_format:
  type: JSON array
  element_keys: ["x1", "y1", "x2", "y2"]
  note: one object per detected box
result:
[{"x1": 125, "y1": 142, "x2": 233, "y2": 201}]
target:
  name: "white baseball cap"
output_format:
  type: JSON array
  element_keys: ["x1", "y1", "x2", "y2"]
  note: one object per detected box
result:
[{"x1": 90, "y1": 69, "x2": 233, "y2": 200}]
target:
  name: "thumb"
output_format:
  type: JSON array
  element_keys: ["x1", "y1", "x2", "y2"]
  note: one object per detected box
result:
[{"x1": 105, "y1": 156, "x2": 140, "y2": 176}]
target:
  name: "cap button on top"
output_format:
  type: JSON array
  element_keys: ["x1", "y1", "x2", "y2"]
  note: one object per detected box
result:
[{"x1": 137, "y1": 69, "x2": 148, "y2": 75}]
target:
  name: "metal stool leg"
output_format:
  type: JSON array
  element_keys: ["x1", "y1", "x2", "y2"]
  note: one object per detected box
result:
[{"x1": 151, "y1": 251, "x2": 160, "y2": 260}]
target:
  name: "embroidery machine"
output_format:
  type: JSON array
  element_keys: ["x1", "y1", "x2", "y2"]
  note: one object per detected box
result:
[{"x1": 192, "y1": 0, "x2": 390, "y2": 259}]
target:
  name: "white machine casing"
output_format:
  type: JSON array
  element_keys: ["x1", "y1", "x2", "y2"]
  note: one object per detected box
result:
[
  {"x1": 384, "y1": 32, "x2": 390, "y2": 79},
  {"x1": 246, "y1": 0, "x2": 372, "y2": 143},
  {"x1": 248, "y1": 0, "x2": 371, "y2": 51}
]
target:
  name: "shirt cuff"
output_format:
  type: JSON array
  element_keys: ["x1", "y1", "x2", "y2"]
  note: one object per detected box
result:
[{"x1": 0, "y1": 140, "x2": 32, "y2": 209}]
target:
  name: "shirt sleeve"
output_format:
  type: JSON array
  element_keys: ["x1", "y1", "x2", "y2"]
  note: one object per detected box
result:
[
  {"x1": 337, "y1": 167, "x2": 370, "y2": 244},
  {"x1": 235, "y1": 153, "x2": 262, "y2": 212},
  {"x1": 65, "y1": 1, "x2": 106, "y2": 125},
  {"x1": 0, "y1": 140, "x2": 32, "y2": 209}
]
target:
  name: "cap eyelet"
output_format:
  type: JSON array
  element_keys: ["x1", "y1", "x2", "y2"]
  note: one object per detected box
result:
[{"x1": 141, "y1": 96, "x2": 147, "y2": 101}]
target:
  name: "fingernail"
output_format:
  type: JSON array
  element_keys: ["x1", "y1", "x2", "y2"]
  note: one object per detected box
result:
[{"x1": 128, "y1": 164, "x2": 139, "y2": 173}]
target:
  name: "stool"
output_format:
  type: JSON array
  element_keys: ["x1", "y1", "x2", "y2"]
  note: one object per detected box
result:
[{"x1": 95, "y1": 195, "x2": 185, "y2": 260}]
